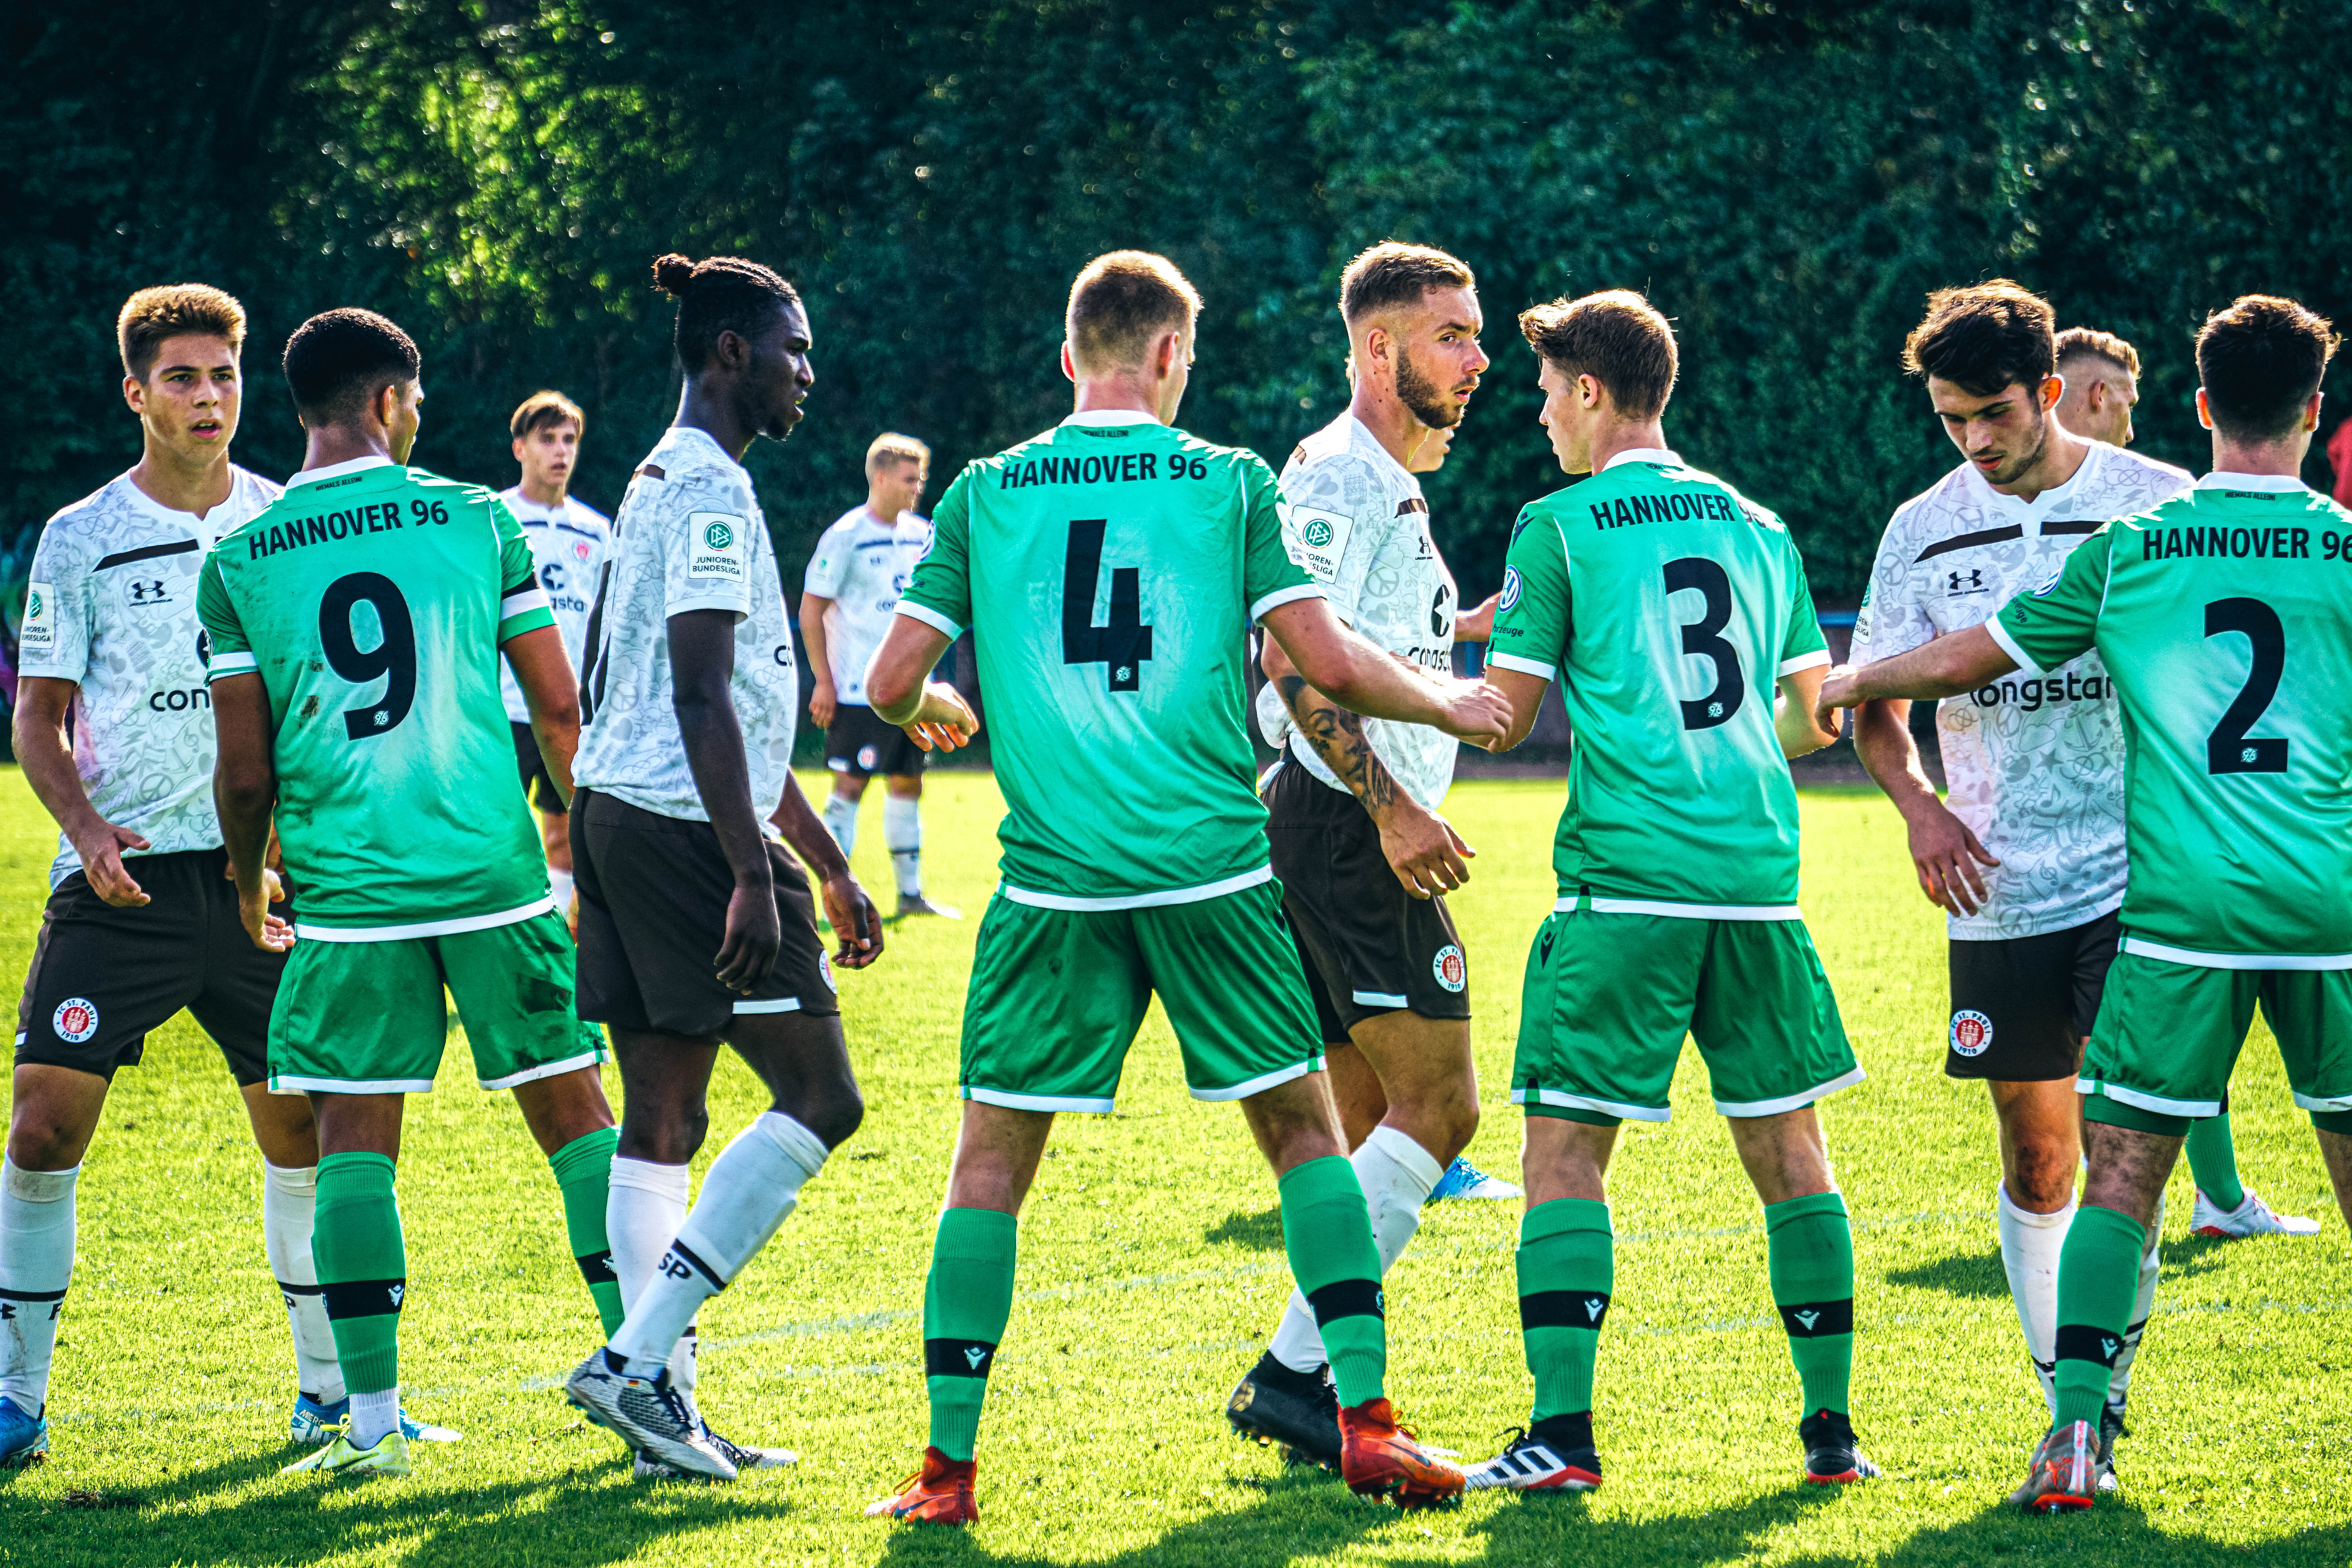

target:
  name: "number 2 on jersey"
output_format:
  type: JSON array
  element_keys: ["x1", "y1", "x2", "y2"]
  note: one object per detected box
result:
[
  {"x1": 319, "y1": 572, "x2": 417, "y2": 739},
  {"x1": 2204, "y1": 596, "x2": 2287, "y2": 774},
  {"x1": 1062, "y1": 519, "x2": 1154, "y2": 692},
  {"x1": 1664, "y1": 557, "x2": 1744, "y2": 730}
]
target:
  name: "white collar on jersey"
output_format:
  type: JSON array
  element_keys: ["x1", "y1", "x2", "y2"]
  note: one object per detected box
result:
[
  {"x1": 286, "y1": 454, "x2": 395, "y2": 489},
  {"x1": 1060, "y1": 408, "x2": 1162, "y2": 428},
  {"x1": 112, "y1": 467, "x2": 236, "y2": 546},
  {"x1": 2196, "y1": 471, "x2": 2309, "y2": 492},
  {"x1": 1601, "y1": 446, "x2": 1682, "y2": 470}
]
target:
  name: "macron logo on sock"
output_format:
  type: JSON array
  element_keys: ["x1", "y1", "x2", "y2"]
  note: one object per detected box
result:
[
  {"x1": 1585, "y1": 1298, "x2": 1604, "y2": 1322},
  {"x1": 1795, "y1": 1309, "x2": 1820, "y2": 1331},
  {"x1": 964, "y1": 1345, "x2": 988, "y2": 1371}
]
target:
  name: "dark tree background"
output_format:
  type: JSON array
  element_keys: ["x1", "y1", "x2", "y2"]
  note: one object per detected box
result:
[{"x1": 7, "y1": 0, "x2": 2348, "y2": 606}]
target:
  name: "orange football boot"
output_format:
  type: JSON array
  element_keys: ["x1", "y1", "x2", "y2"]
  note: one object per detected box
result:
[
  {"x1": 865, "y1": 1446, "x2": 979, "y2": 1525},
  {"x1": 1338, "y1": 1398, "x2": 1465, "y2": 1508}
]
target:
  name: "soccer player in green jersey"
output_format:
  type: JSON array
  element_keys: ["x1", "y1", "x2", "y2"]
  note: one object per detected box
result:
[
  {"x1": 202, "y1": 309, "x2": 624, "y2": 1479},
  {"x1": 1468, "y1": 290, "x2": 1872, "y2": 1494},
  {"x1": 858, "y1": 250, "x2": 1511, "y2": 1524},
  {"x1": 1820, "y1": 294, "x2": 2352, "y2": 1513}
]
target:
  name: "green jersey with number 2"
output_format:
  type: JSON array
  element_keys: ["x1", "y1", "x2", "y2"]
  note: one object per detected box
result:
[
  {"x1": 895, "y1": 412, "x2": 1319, "y2": 904},
  {"x1": 1486, "y1": 452, "x2": 1829, "y2": 913},
  {"x1": 197, "y1": 458, "x2": 557, "y2": 936},
  {"x1": 1993, "y1": 477, "x2": 2352, "y2": 964}
]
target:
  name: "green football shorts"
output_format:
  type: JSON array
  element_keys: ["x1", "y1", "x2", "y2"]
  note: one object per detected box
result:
[
  {"x1": 2080, "y1": 949, "x2": 2352, "y2": 1134},
  {"x1": 958, "y1": 877, "x2": 1324, "y2": 1112},
  {"x1": 267, "y1": 908, "x2": 608, "y2": 1094},
  {"x1": 1512, "y1": 899, "x2": 1860, "y2": 1123}
]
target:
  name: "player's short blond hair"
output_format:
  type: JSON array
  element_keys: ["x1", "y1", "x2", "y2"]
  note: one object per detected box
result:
[
  {"x1": 511, "y1": 389, "x2": 584, "y2": 441},
  {"x1": 2054, "y1": 327, "x2": 2141, "y2": 380},
  {"x1": 866, "y1": 432, "x2": 930, "y2": 475},
  {"x1": 117, "y1": 284, "x2": 246, "y2": 382},
  {"x1": 1339, "y1": 242, "x2": 1475, "y2": 326},
  {"x1": 1066, "y1": 251, "x2": 1201, "y2": 375},
  {"x1": 1519, "y1": 290, "x2": 1679, "y2": 421}
]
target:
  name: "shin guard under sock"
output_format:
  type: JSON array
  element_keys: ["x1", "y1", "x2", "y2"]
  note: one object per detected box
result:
[
  {"x1": 923, "y1": 1207, "x2": 1017, "y2": 1461},
  {"x1": 550, "y1": 1127, "x2": 624, "y2": 1336},
  {"x1": 0, "y1": 1160, "x2": 76, "y2": 1416},
  {"x1": 1267, "y1": 1126, "x2": 1439, "y2": 1373},
  {"x1": 263, "y1": 1161, "x2": 345, "y2": 1403},
  {"x1": 1517, "y1": 1198, "x2": 1613, "y2": 1422},
  {"x1": 2053, "y1": 1205, "x2": 2147, "y2": 1431},
  {"x1": 1276, "y1": 1155, "x2": 1385, "y2": 1407},
  {"x1": 1764, "y1": 1190, "x2": 1855, "y2": 1417},
  {"x1": 313, "y1": 1152, "x2": 407, "y2": 1397},
  {"x1": 2184, "y1": 1114, "x2": 2245, "y2": 1212}
]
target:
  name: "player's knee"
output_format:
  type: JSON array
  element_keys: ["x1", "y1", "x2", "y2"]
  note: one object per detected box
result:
[{"x1": 798, "y1": 1085, "x2": 865, "y2": 1152}]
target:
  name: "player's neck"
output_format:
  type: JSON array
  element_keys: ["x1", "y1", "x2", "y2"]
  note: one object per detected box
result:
[
  {"x1": 301, "y1": 425, "x2": 396, "y2": 474},
  {"x1": 862, "y1": 494, "x2": 900, "y2": 527},
  {"x1": 675, "y1": 383, "x2": 757, "y2": 462},
  {"x1": 1991, "y1": 423, "x2": 2090, "y2": 503},
  {"x1": 127, "y1": 437, "x2": 234, "y2": 520},
  {"x1": 1071, "y1": 377, "x2": 1169, "y2": 424},
  {"x1": 2208, "y1": 433, "x2": 2310, "y2": 480},
  {"x1": 1348, "y1": 383, "x2": 1434, "y2": 472},
  {"x1": 518, "y1": 474, "x2": 568, "y2": 508},
  {"x1": 1585, "y1": 419, "x2": 1671, "y2": 475}
]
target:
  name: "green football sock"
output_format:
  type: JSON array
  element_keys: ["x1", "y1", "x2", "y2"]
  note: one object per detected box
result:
[
  {"x1": 923, "y1": 1207, "x2": 1017, "y2": 1461},
  {"x1": 313, "y1": 1152, "x2": 407, "y2": 1397},
  {"x1": 1517, "y1": 1198, "x2": 1613, "y2": 1421},
  {"x1": 1764, "y1": 1191, "x2": 1854, "y2": 1417},
  {"x1": 2183, "y1": 1112, "x2": 2245, "y2": 1212},
  {"x1": 549, "y1": 1127, "x2": 624, "y2": 1336},
  {"x1": 1277, "y1": 1155, "x2": 1385, "y2": 1408},
  {"x1": 2052, "y1": 1205, "x2": 2147, "y2": 1431}
]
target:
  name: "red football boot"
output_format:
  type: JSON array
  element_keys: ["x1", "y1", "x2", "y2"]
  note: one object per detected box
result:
[
  {"x1": 1338, "y1": 1398, "x2": 1465, "y2": 1508},
  {"x1": 865, "y1": 1446, "x2": 979, "y2": 1525}
]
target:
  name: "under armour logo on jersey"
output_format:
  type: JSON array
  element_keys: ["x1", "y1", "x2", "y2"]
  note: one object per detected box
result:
[
  {"x1": 1947, "y1": 568, "x2": 1985, "y2": 593},
  {"x1": 128, "y1": 577, "x2": 169, "y2": 603}
]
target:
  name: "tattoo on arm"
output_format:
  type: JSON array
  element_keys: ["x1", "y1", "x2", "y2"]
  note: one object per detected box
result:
[{"x1": 1273, "y1": 674, "x2": 1397, "y2": 814}]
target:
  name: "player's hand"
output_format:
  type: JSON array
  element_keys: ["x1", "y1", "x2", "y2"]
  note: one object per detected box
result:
[
  {"x1": 904, "y1": 681, "x2": 980, "y2": 753},
  {"x1": 1374, "y1": 800, "x2": 1475, "y2": 900},
  {"x1": 1432, "y1": 678, "x2": 1512, "y2": 749},
  {"x1": 1903, "y1": 797, "x2": 2001, "y2": 916},
  {"x1": 1815, "y1": 665, "x2": 1863, "y2": 735},
  {"x1": 237, "y1": 877, "x2": 295, "y2": 953},
  {"x1": 715, "y1": 878, "x2": 784, "y2": 992},
  {"x1": 71, "y1": 818, "x2": 151, "y2": 907},
  {"x1": 809, "y1": 680, "x2": 838, "y2": 730},
  {"x1": 820, "y1": 872, "x2": 884, "y2": 969}
]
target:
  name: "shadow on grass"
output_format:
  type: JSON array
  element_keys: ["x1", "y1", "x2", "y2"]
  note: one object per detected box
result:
[
  {"x1": 1886, "y1": 1244, "x2": 2011, "y2": 1300},
  {"x1": 1782, "y1": 1497, "x2": 2352, "y2": 1568},
  {"x1": 1204, "y1": 1207, "x2": 1285, "y2": 1252}
]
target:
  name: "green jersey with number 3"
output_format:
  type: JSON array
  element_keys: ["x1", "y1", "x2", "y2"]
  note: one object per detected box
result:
[
  {"x1": 1992, "y1": 476, "x2": 2352, "y2": 965},
  {"x1": 197, "y1": 457, "x2": 558, "y2": 936},
  {"x1": 895, "y1": 411, "x2": 1319, "y2": 904},
  {"x1": 1486, "y1": 450, "x2": 1829, "y2": 913}
]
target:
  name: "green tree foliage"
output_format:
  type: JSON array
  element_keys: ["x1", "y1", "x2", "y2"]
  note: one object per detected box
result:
[{"x1": 6, "y1": 0, "x2": 2347, "y2": 601}]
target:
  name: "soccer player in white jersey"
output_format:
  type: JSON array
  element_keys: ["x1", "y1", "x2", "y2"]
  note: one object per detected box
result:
[
  {"x1": 2049, "y1": 327, "x2": 2316, "y2": 1246},
  {"x1": 0, "y1": 285, "x2": 353, "y2": 1468},
  {"x1": 498, "y1": 390, "x2": 612, "y2": 922},
  {"x1": 1226, "y1": 243, "x2": 1512, "y2": 1466},
  {"x1": 1850, "y1": 283, "x2": 2186, "y2": 1479},
  {"x1": 563, "y1": 253, "x2": 973, "y2": 1480},
  {"x1": 802, "y1": 432, "x2": 956, "y2": 917}
]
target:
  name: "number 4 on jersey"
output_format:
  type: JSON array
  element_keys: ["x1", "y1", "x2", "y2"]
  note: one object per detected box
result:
[{"x1": 1062, "y1": 519, "x2": 1153, "y2": 692}]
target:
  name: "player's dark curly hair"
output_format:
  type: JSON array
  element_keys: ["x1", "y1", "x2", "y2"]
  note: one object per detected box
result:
[
  {"x1": 2196, "y1": 294, "x2": 2340, "y2": 442},
  {"x1": 1902, "y1": 281, "x2": 2054, "y2": 397},
  {"x1": 282, "y1": 308, "x2": 420, "y2": 426},
  {"x1": 653, "y1": 254, "x2": 802, "y2": 374}
]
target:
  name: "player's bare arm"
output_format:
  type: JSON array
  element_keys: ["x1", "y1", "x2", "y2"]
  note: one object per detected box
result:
[
  {"x1": 668, "y1": 607, "x2": 785, "y2": 992},
  {"x1": 799, "y1": 590, "x2": 841, "y2": 728},
  {"x1": 13, "y1": 675, "x2": 151, "y2": 907},
  {"x1": 1851, "y1": 697, "x2": 2000, "y2": 916},
  {"x1": 1773, "y1": 663, "x2": 1840, "y2": 759},
  {"x1": 1482, "y1": 666, "x2": 1553, "y2": 753},
  {"x1": 207, "y1": 671, "x2": 293, "y2": 953},
  {"x1": 768, "y1": 773, "x2": 883, "y2": 969},
  {"x1": 864, "y1": 616, "x2": 982, "y2": 750},
  {"x1": 1450, "y1": 590, "x2": 1501, "y2": 645},
  {"x1": 1258, "y1": 597, "x2": 1509, "y2": 747},
  {"x1": 1818, "y1": 624, "x2": 2017, "y2": 729},
  {"x1": 1259, "y1": 633, "x2": 1472, "y2": 898},
  {"x1": 505, "y1": 624, "x2": 581, "y2": 809}
]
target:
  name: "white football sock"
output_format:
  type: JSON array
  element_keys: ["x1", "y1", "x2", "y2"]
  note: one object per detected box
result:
[
  {"x1": 348, "y1": 1385, "x2": 399, "y2": 1449},
  {"x1": 884, "y1": 796, "x2": 922, "y2": 898},
  {"x1": 547, "y1": 866, "x2": 575, "y2": 916},
  {"x1": 606, "y1": 1156, "x2": 697, "y2": 1385},
  {"x1": 0, "y1": 1159, "x2": 77, "y2": 1418},
  {"x1": 2109, "y1": 1190, "x2": 2164, "y2": 1408},
  {"x1": 1268, "y1": 1126, "x2": 1441, "y2": 1374},
  {"x1": 610, "y1": 1114, "x2": 829, "y2": 1379},
  {"x1": 262, "y1": 1161, "x2": 344, "y2": 1404},
  {"x1": 1996, "y1": 1181, "x2": 2070, "y2": 1419},
  {"x1": 822, "y1": 793, "x2": 858, "y2": 857}
]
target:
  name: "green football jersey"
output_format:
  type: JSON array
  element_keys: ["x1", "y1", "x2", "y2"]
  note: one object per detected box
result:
[
  {"x1": 1486, "y1": 449, "x2": 1829, "y2": 913},
  {"x1": 197, "y1": 456, "x2": 558, "y2": 937},
  {"x1": 1993, "y1": 475, "x2": 2352, "y2": 965},
  {"x1": 897, "y1": 410, "x2": 1318, "y2": 905}
]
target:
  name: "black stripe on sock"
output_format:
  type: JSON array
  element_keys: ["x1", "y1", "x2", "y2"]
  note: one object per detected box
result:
[
  {"x1": 924, "y1": 1338, "x2": 998, "y2": 1379},
  {"x1": 277, "y1": 1279, "x2": 325, "y2": 1297},
  {"x1": 1776, "y1": 1299, "x2": 1853, "y2": 1337},
  {"x1": 0, "y1": 1286, "x2": 67, "y2": 1303},
  {"x1": 321, "y1": 1278, "x2": 407, "y2": 1320},
  {"x1": 1306, "y1": 1278, "x2": 1384, "y2": 1327},
  {"x1": 666, "y1": 1240, "x2": 727, "y2": 1292},
  {"x1": 1520, "y1": 1290, "x2": 1611, "y2": 1332},
  {"x1": 575, "y1": 1249, "x2": 616, "y2": 1286},
  {"x1": 2055, "y1": 1323, "x2": 2125, "y2": 1368}
]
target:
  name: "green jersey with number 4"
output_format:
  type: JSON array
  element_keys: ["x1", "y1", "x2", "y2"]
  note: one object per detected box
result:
[
  {"x1": 1486, "y1": 451, "x2": 1829, "y2": 913},
  {"x1": 896, "y1": 411, "x2": 1319, "y2": 904},
  {"x1": 197, "y1": 457, "x2": 558, "y2": 936},
  {"x1": 1992, "y1": 477, "x2": 2352, "y2": 965}
]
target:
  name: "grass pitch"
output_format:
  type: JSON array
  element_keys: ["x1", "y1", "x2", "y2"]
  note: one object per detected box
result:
[{"x1": 0, "y1": 767, "x2": 2345, "y2": 1566}]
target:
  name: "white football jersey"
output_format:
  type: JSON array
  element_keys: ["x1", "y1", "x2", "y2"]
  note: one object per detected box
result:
[
  {"x1": 573, "y1": 426, "x2": 799, "y2": 826},
  {"x1": 20, "y1": 466, "x2": 282, "y2": 887},
  {"x1": 1274, "y1": 414, "x2": 1458, "y2": 811},
  {"x1": 496, "y1": 488, "x2": 612, "y2": 723},
  {"x1": 1853, "y1": 441, "x2": 2191, "y2": 938},
  {"x1": 802, "y1": 505, "x2": 931, "y2": 706}
]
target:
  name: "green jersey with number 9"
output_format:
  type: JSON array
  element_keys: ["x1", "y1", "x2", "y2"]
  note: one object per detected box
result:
[
  {"x1": 1992, "y1": 476, "x2": 2352, "y2": 965},
  {"x1": 196, "y1": 456, "x2": 559, "y2": 936},
  {"x1": 1486, "y1": 450, "x2": 1830, "y2": 914},
  {"x1": 895, "y1": 411, "x2": 1320, "y2": 904}
]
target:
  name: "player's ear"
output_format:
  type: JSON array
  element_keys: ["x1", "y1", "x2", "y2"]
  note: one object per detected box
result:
[
  {"x1": 2195, "y1": 387, "x2": 2214, "y2": 432},
  {"x1": 1061, "y1": 340, "x2": 1078, "y2": 385},
  {"x1": 2039, "y1": 374, "x2": 2064, "y2": 413}
]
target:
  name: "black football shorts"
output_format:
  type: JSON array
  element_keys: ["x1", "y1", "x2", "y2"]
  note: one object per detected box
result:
[{"x1": 1945, "y1": 910, "x2": 2122, "y2": 1082}]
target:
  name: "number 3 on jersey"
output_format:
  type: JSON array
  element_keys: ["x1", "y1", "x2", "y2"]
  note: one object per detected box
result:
[
  {"x1": 320, "y1": 571, "x2": 418, "y2": 739},
  {"x1": 1664, "y1": 557, "x2": 1744, "y2": 730},
  {"x1": 1062, "y1": 519, "x2": 1154, "y2": 692}
]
